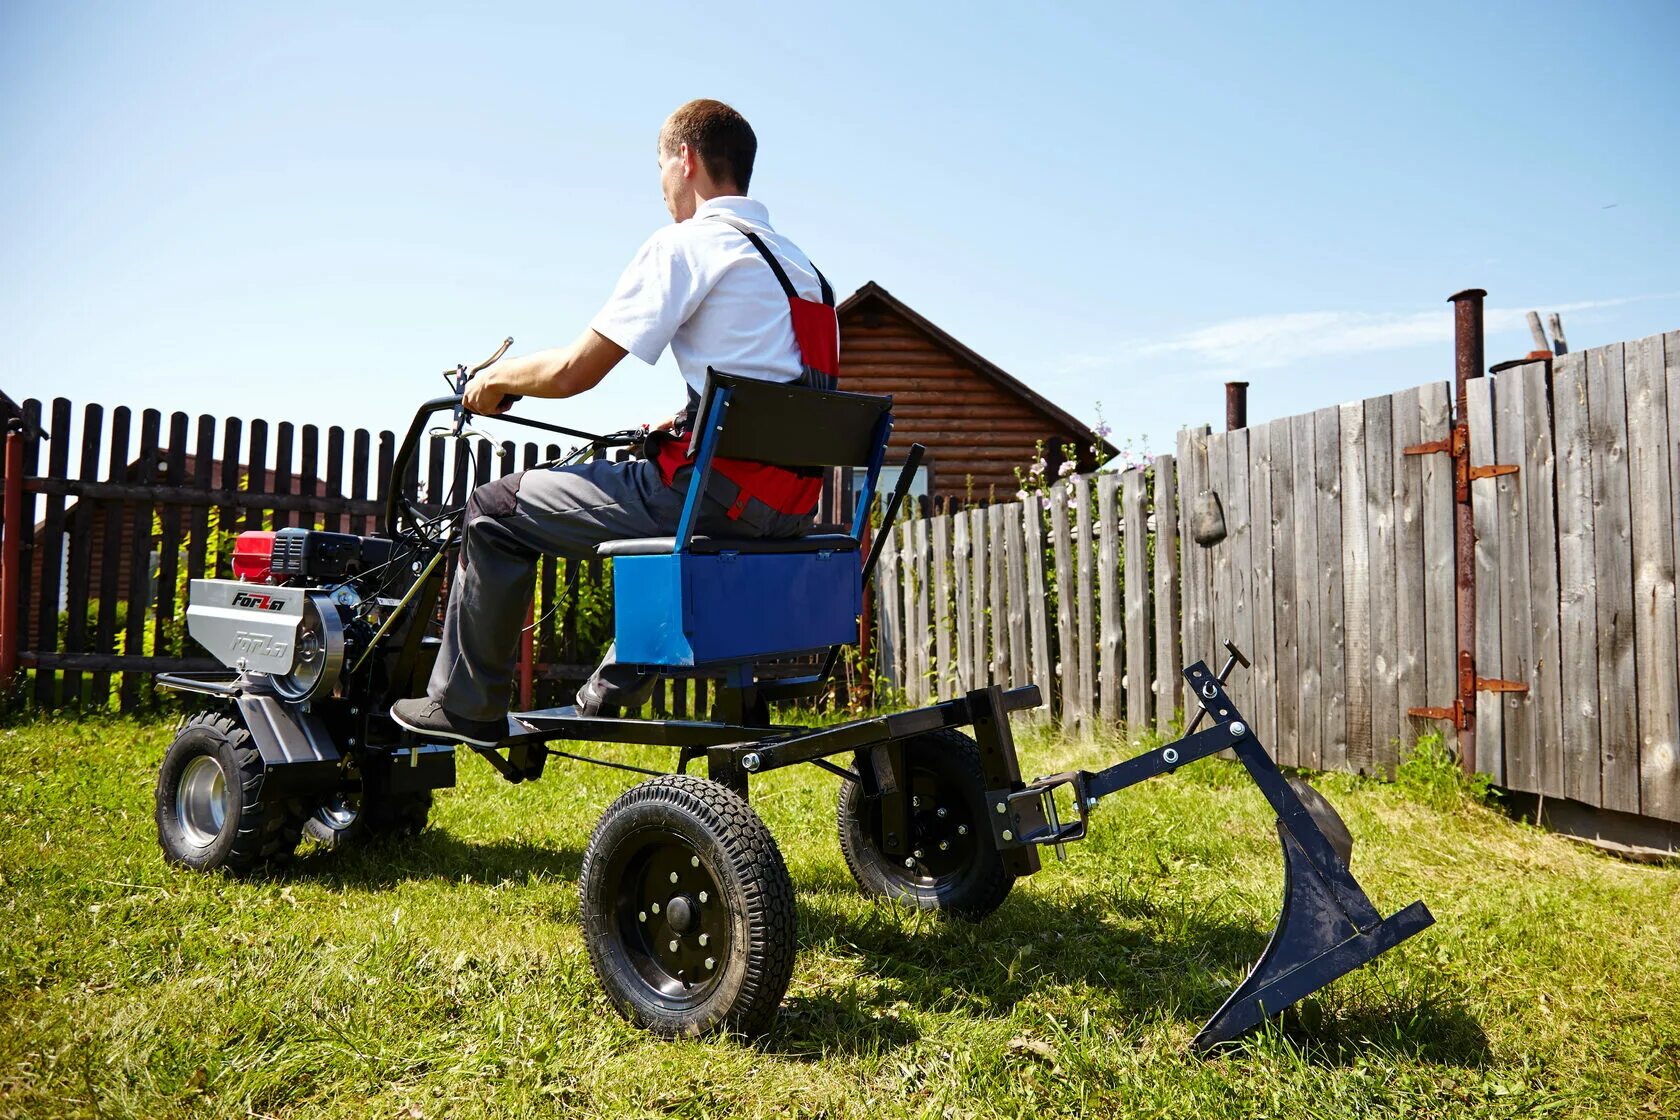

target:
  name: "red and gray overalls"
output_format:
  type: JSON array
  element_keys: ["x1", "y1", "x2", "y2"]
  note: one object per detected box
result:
[
  {"x1": 426, "y1": 221, "x2": 840, "y2": 721},
  {"x1": 651, "y1": 216, "x2": 840, "y2": 520}
]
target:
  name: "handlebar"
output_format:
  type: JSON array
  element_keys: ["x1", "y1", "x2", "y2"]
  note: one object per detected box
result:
[{"x1": 384, "y1": 390, "x2": 643, "y2": 539}]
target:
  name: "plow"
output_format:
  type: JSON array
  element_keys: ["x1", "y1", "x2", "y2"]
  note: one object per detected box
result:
[{"x1": 153, "y1": 347, "x2": 1434, "y2": 1045}]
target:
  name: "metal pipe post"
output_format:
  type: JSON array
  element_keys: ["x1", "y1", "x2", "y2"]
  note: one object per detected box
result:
[
  {"x1": 1449, "y1": 288, "x2": 1486, "y2": 775},
  {"x1": 0, "y1": 428, "x2": 23, "y2": 684},
  {"x1": 1225, "y1": 382, "x2": 1250, "y2": 431}
]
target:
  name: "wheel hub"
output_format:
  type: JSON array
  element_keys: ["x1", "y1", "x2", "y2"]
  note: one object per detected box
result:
[
  {"x1": 176, "y1": 754, "x2": 229, "y2": 848},
  {"x1": 612, "y1": 837, "x2": 731, "y2": 1000}
]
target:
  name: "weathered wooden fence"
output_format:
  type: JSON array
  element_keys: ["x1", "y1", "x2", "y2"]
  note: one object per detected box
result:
[
  {"x1": 875, "y1": 329, "x2": 1680, "y2": 826},
  {"x1": 873, "y1": 460, "x2": 1185, "y2": 737},
  {"x1": 0, "y1": 399, "x2": 726, "y2": 715},
  {"x1": 1465, "y1": 334, "x2": 1680, "y2": 823},
  {"x1": 1178, "y1": 382, "x2": 1459, "y2": 779}
]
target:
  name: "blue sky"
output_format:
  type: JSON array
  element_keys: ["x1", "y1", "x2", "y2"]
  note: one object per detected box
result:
[{"x1": 4, "y1": 1, "x2": 1677, "y2": 460}]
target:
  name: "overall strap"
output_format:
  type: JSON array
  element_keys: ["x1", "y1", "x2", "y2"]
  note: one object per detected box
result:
[{"x1": 710, "y1": 215, "x2": 831, "y2": 306}]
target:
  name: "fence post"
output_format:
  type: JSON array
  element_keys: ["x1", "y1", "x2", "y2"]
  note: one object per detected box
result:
[{"x1": 0, "y1": 427, "x2": 22, "y2": 684}]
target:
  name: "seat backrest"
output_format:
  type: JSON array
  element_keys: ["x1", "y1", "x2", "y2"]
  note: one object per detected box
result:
[{"x1": 696, "y1": 371, "x2": 891, "y2": 468}]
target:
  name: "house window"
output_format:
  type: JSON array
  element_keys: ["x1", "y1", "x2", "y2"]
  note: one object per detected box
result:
[{"x1": 855, "y1": 462, "x2": 929, "y2": 503}]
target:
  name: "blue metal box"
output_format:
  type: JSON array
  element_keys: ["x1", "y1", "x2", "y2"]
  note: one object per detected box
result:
[{"x1": 612, "y1": 547, "x2": 862, "y2": 668}]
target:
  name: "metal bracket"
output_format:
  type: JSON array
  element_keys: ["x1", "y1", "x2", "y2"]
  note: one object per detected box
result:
[{"x1": 1468, "y1": 463, "x2": 1519, "y2": 481}]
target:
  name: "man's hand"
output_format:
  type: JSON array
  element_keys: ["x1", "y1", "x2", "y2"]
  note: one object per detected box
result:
[
  {"x1": 650, "y1": 411, "x2": 683, "y2": 433},
  {"x1": 464, "y1": 370, "x2": 516, "y2": 416}
]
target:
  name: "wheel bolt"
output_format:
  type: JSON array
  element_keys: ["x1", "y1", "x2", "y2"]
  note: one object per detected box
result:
[
  {"x1": 698, "y1": 933, "x2": 708, "y2": 947},
  {"x1": 669, "y1": 872, "x2": 679, "y2": 884},
  {"x1": 913, "y1": 849, "x2": 924, "y2": 858},
  {"x1": 705, "y1": 957, "x2": 715, "y2": 970},
  {"x1": 957, "y1": 825, "x2": 969, "y2": 836},
  {"x1": 936, "y1": 807, "x2": 948, "y2": 818},
  {"x1": 698, "y1": 891, "x2": 708, "y2": 904},
  {"x1": 903, "y1": 857, "x2": 915, "y2": 869},
  {"x1": 638, "y1": 911, "x2": 647, "y2": 922},
  {"x1": 912, "y1": 796, "x2": 921, "y2": 808},
  {"x1": 939, "y1": 840, "x2": 950, "y2": 851},
  {"x1": 995, "y1": 802, "x2": 1007, "y2": 814},
  {"x1": 651, "y1": 902, "x2": 660, "y2": 914},
  {"x1": 1002, "y1": 830, "x2": 1014, "y2": 842},
  {"x1": 690, "y1": 855, "x2": 699, "y2": 868},
  {"x1": 668, "y1": 940, "x2": 679, "y2": 953}
]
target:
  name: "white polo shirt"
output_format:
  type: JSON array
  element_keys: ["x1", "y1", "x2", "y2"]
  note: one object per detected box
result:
[{"x1": 589, "y1": 196, "x2": 829, "y2": 397}]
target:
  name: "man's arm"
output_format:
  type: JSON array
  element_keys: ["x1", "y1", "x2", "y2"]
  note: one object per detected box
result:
[{"x1": 464, "y1": 328, "x2": 628, "y2": 415}]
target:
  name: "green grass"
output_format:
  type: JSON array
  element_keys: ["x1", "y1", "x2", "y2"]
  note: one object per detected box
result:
[{"x1": 2, "y1": 717, "x2": 1677, "y2": 1119}]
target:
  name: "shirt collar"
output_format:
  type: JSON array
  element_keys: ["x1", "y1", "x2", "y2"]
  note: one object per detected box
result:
[{"x1": 693, "y1": 195, "x2": 771, "y2": 227}]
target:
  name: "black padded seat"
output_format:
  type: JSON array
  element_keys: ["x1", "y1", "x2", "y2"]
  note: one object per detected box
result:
[{"x1": 597, "y1": 533, "x2": 860, "y2": 558}]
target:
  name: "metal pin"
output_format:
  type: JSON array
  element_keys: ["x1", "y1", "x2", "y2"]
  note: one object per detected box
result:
[
  {"x1": 936, "y1": 807, "x2": 948, "y2": 818},
  {"x1": 698, "y1": 933, "x2": 708, "y2": 947},
  {"x1": 638, "y1": 911, "x2": 647, "y2": 922},
  {"x1": 939, "y1": 840, "x2": 949, "y2": 851},
  {"x1": 668, "y1": 940, "x2": 679, "y2": 953},
  {"x1": 697, "y1": 891, "x2": 708, "y2": 904},
  {"x1": 705, "y1": 957, "x2": 715, "y2": 970},
  {"x1": 669, "y1": 872, "x2": 679, "y2": 884},
  {"x1": 957, "y1": 825, "x2": 969, "y2": 836},
  {"x1": 651, "y1": 902, "x2": 660, "y2": 914},
  {"x1": 690, "y1": 856, "x2": 699, "y2": 868}
]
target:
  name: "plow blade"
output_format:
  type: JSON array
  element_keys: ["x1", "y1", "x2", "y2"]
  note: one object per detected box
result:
[{"x1": 1192, "y1": 815, "x2": 1435, "y2": 1050}]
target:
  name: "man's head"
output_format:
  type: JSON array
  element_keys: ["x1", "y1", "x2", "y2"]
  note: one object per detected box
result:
[{"x1": 658, "y1": 99, "x2": 756, "y2": 222}]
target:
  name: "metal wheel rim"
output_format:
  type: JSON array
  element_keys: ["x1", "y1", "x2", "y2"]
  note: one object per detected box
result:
[
  {"x1": 863, "y1": 764, "x2": 980, "y2": 885},
  {"x1": 314, "y1": 791, "x2": 360, "y2": 831},
  {"x1": 176, "y1": 754, "x2": 229, "y2": 848},
  {"x1": 271, "y1": 594, "x2": 345, "y2": 701},
  {"x1": 607, "y1": 829, "x2": 731, "y2": 1006}
]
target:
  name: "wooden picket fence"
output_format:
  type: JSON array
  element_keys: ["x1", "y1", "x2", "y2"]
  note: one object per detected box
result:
[
  {"x1": 872, "y1": 460, "x2": 1185, "y2": 737},
  {"x1": 0, "y1": 399, "x2": 729, "y2": 716}
]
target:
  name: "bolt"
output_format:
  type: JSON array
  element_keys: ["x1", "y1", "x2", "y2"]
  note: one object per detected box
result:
[
  {"x1": 936, "y1": 807, "x2": 948, "y2": 818},
  {"x1": 957, "y1": 825, "x2": 969, "y2": 836},
  {"x1": 1231, "y1": 721, "x2": 1247, "y2": 737},
  {"x1": 742, "y1": 752, "x2": 761, "y2": 772},
  {"x1": 690, "y1": 855, "x2": 699, "y2": 868},
  {"x1": 651, "y1": 902, "x2": 660, "y2": 914},
  {"x1": 638, "y1": 911, "x2": 647, "y2": 922},
  {"x1": 698, "y1": 933, "x2": 708, "y2": 947},
  {"x1": 995, "y1": 802, "x2": 1007, "y2": 815},
  {"x1": 1163, "y1": 748, "x2": 1179, "y2": 764},
  {"x1": 912, "y1": 796, "x2": 921, "y2": 808},
  {"x1": 939, "y1": 840, "x2": 950, "y2": 851},
  {"x1": 412, "y1": 561, "x2": 423, "y2": 573},
  {"x1": 913, "y1": 849, "x2": 924, "y2": 859},
  {"x1": 1002, "y1": 830, "x2": 1014, "y2": 842},
  {"x1": 669, "y1": 871, "x2": 679, "y2": 884},
  {"x1": 705, "y1": 957, "x2": 716, "y2": 970},
  {"x1": 903, "y1": 857, "x2": 915, "y2": 868},
  {"x1": 698, "y1": 891, "x2": 708, "y2": 904},
  {"x1": 350, "y1": 707, "x2": 359, "y2": 715},
  {"x1": 347, "y1": 738, "x2": 357, "y2": 747},
  {"x1": 668, "y1": 940, "x2": 679, "y2": 953},
  {"x1": 1087, "y1": 797, "x2": 1099, "y2": 810}
]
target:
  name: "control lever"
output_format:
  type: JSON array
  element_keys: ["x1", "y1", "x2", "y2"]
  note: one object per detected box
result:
[
  {"x1": 1184, "y1": 639, "x2": 1249, "y2": 735},
  {"x1": 453, "y1": 337, "x2": 516, "y2": 435}
]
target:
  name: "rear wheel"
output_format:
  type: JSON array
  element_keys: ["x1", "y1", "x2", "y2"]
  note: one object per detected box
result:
[
  {"x1": 837, "y1": 728, "x2": 1014, "y2": 921},
  {"x1": 155, "y1": 711, "x2": 302, "y2": 873},
  {"x1": 579, "y1": 775, "x2": 796, "y2": 1037}
]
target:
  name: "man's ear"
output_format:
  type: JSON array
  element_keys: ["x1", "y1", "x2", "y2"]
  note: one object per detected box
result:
[{"x1": 678, "y1": 142, "x2": 697, "y2": 179}]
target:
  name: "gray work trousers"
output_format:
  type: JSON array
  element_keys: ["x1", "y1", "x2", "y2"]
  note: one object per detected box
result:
[{"x1": 427, "y1": 457, "x2": 813, "y2": 721}]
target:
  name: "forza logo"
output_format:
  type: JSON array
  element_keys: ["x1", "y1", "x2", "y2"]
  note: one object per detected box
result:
[
  {"x1": 231, "y1": 591, "x2": 288, "y2": 611},
  {"x1": 232, "y1": 631, "x2": 289, "y2": 659}
]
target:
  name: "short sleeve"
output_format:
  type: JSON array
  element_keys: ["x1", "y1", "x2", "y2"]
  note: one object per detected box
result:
[{"x1": 588, "y1": 228, "x2": 707, "y2": 366}]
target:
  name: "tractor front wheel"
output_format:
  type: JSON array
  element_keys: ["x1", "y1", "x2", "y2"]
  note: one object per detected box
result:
[{"x1": 154, "y1": 711, "x2": 303, "y2": 873}]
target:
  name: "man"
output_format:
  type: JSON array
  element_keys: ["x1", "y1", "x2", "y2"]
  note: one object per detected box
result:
[{"x1": 391, "y1": 99, "x2": 838, "y2": 746}]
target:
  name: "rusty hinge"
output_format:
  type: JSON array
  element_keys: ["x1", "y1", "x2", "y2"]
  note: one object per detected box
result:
[
  {"x1": 1409, "y1": 650, "x2": 1529, "y2": 728},
  {"x1": 1403, "y1": 438, "x2": 1451, "y2": 456},
  {"x1": 1468, "y1": 463, "x2": 1519, "y2": 481}
]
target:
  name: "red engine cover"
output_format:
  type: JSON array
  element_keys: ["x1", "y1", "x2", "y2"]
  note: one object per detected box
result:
[{"x1": 232, "y1": 531, "x2": 276, "y2": 582}]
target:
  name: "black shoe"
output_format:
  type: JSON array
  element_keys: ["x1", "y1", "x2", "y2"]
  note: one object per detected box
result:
[
  {"x1": 573, "y1": 678, "x2": 622, "y2": 719},
  {"x1": 390, "y1": 697, "x2": 507, "y2": 747}
]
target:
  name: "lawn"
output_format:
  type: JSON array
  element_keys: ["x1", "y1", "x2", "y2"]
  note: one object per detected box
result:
[{"x1": 2, "y1": 714, "x2": 1677, "y2": 1119}]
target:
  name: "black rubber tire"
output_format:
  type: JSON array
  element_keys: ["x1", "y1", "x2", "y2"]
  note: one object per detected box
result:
[
  {"x1": 154, "y1": 711, "x2": 303, "y2": 873},
  {"x1": 837, "y1": 728, "x2": 1015, "y2": 922},
  {"x1": 579, "y1": 774, "x2": 797, "y2": 1038},
  {"x1": 302, "y1": 787, "x2": 432, "y2": 850}
]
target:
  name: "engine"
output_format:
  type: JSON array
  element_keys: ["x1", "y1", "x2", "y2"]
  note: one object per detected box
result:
[{"x1": 187, "y1": 528, "x2": 406, "y2": 701}]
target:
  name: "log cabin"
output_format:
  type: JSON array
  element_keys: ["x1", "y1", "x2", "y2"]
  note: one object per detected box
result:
[{"x1": 834, "y1": 282, "x2": 1113, "y2": 510}]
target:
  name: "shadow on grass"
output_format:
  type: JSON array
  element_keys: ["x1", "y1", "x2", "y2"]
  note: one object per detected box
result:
[
  {"x1": 798, "y1": 887, "x2": 1488, "y2": 1066},
  {"x1": 282, "y1": 830, "x2": 586, "y2": 890}
]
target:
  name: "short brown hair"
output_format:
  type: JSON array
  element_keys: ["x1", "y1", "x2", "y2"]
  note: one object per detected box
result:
[{"x1": 660, "y1": 99, "x2": 757, "y2": 192}]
